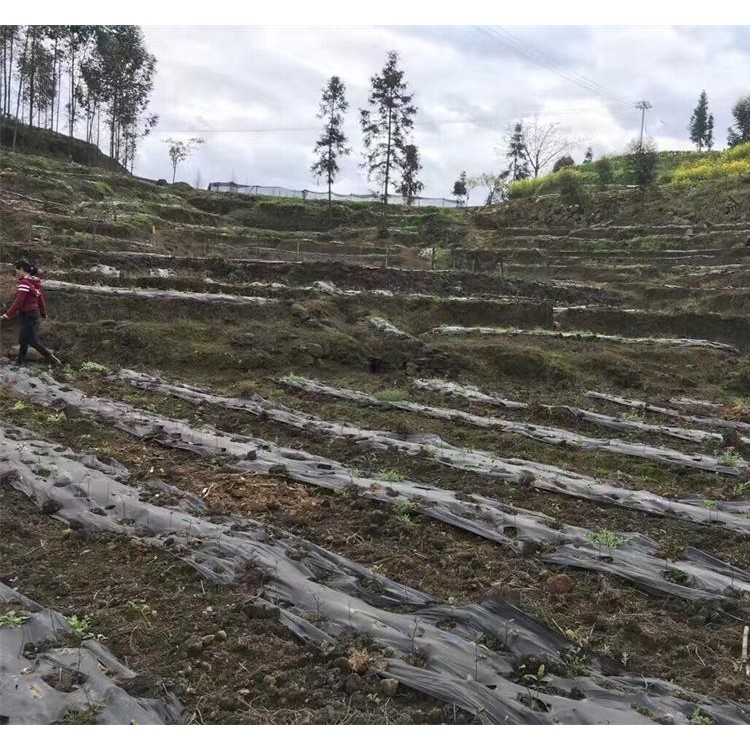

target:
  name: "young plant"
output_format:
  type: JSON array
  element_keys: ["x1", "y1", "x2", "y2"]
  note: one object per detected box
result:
[
  {"x1": 689, "y1": 708, "x2": 714, "y2": 725},
  {"x1": 392, "y1": 500, "x2": 416, "y2": 522},
  {"x1": 720, "y1": 449, "x2": 744, "y2": 468},
  {"x1": 79, "y1": 361, "x2": 109, "y2": 374},
  {"x1": 65, "y1": 615, "x2": 105, "y2": 641},
  {"x1": 585, "y1": 529, "x2": 627, "y2": 558},
  {"x1": 12, "y1": 400, "x2": 28, "y2": 412},
  {"x1": 378, "y1": 469, "x2": 405, "y2": 483},
  {"x1": 0, "y1": 610, "x2": 30, "y2": 628},
  {"x1": 701, "y1": 499, "x2": 719, "y2": 522},
  {"x1": 47, "y1": 412, "x2": 66, "y2": 424}
]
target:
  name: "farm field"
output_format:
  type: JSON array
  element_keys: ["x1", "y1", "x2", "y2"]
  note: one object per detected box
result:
[{"x1": 2, "y1": 151, "x2": 750, "y2": 725}]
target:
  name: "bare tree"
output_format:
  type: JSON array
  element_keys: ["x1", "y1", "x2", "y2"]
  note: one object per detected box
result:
[
  {"x1": 467, "y1": 172, "x2": 508, "y2": 206},
  {"x1": 521, "y1": 116, "x2": 575, "y2": 178},
  {"x1": 499, "y1": 117, "x2": 575, "y2": 179}
]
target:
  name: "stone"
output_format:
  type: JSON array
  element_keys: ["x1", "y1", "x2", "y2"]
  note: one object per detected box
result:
[
  {"x1": 332, "y1": 656, "x2": 351, "y2": 674},
  {"x1": 426, "y1": 707, "x2": 444, "y2": 724},
  {"x1": 405, "y1": 362, "x2": 418, "y2": 376},
  {"x1": 184, "y1": 636, "x2": 204, "y2": 655},
  {"x1": 380, "y1": 678, "x2": 399, "y2": 697},
  {"x1": 41, "y1": 499, "x2": 61, "y2": 515},
  {"x1": 307, "y1": 343, "x2": 324, "y2": 357},
  {"x1": 344, "y1": 673, "x2": 364, "y2": 694}
]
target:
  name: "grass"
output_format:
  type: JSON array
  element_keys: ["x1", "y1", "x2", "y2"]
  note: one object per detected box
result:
[{"x1": 375, "y1": 390, "x2": 409, "y2": 403}]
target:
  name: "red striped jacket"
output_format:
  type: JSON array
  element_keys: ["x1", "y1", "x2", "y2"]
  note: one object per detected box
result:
[{"x1": 3, "y1": 275, "x2": 47, "y2": 318}]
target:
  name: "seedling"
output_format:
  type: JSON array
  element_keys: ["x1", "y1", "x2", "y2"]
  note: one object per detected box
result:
[
  {"x1": 65, "y1": 615, "x2": 105, "y2": 641},
  {"x1": 701, "y1": 499, "x2": 719, "y2": 522},
  {"x1": 12, "y1": 400, "x2": 28, "y2": 412},
  {"x1": 79, "y1": 361, "x2": 109, "y2": 374},
  {"x1": 0, "y1": 610, "x2": 29, "y2": 628},
  {"x1": 720, "y1": 449, "x2": 744, "y2": 468},
  {"x1": 689, "y1": 708, "x2": 714, "y2": 725},
  {"x1": 585, "y1": 529, "x2": 626, "y2": 558},
  {"x1": 285, "y1": 373, "x2": 307, "y2": 386},
  {"x1": 377, "y1": 469, "x2": 404, "y2": 483},
  {"x1": 47, "y1": 412, "x2": 66, "y2": 424},
  {"x1": 620, "y1": 411, "x2": 642, "y2": 423},
  {"x1": 392, "y1": 501, "x2": 416, "y2": 523}
]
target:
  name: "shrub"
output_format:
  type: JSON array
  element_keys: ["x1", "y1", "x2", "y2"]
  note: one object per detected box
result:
[
  {"x1": 626, "y1": 138, "x2": 659, "y2": 187},
  {"x1": 595, "y1": 156, "x2": 613, "y2": 186},
  {"x1": 557, "y1": 168, "x2": 585, "y2": 207}
]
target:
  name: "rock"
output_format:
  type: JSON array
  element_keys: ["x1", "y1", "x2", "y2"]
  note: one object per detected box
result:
[
  {"x1": 216, "y1": 630, "x2": 228, "y2": 641},
  {"x1": 184, "y1": 636, "x2": 204, "y2": 655},
  {"x1": 546, "y1": 573, "x2": 575, "y2": 596},
  {"x1": 201, "y1": 634, "x2": 216, "y2": 647},
  {"x1": 332, "y1": 656, "x2": 351, "y2": 674},
  {"x1": 426, "y1": 707, "x2": 444, "y2": 724},
  {"x1": 380, "y1": 678, "x2": 399, "y2": 697},
  {"x1": 290, "y1": 303, "x2": 310, "y2": 321},
  {"x1": 687, "y1": 614, "x2": 707, "y2": 628},
  {"x1": 307, "y1": 343, "x2": 324, "y2": 357},
  {"x1": 405, "y1": 362, "x2": 418, "y2": 376},
  {"x1": 242, "y1": 602, "x2": 279, "y2": 620},
  {"x1": 344, "y1": 673, "x2": 364, "y2": 694},
  {"x1": 41, "y1": 499, "x2": 62, "y2": 515},
  {"x1": 52, "y1": 473, "x2": 73, "y2": 488}
]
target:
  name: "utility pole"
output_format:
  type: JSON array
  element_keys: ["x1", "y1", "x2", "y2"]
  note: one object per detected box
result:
[{"x1": 636, "y1": 101, "x2": 652, "y2": 148}]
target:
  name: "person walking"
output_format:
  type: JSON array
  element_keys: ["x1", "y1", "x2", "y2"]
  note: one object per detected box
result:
[{"x1": 2, "y1": 260, "x2": 61, "y2": 368}]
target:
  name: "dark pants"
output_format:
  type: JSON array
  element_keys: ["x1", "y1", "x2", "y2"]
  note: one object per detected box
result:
[{"x1": 17, "y1": 311, "x2": 53, "y2": 365}]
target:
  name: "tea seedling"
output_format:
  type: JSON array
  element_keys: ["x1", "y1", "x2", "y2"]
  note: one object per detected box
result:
[
  {"x1": 392, "y1": 501, "x2": 416, "y2": 522},
  {"x1": 65, "y1": 615, "x2": 105, "y2": 641},
  {"x1": 585, "y1": 529, "x2": 627, "y2": 557},
  {"x1": 720, "y1": 449, "x2": 744, "y2": 468},
  {"x1": 0, "y1": 610, "x2": 29, "y2": 628},
  {"x1": 80, "y1": 361, "x2": 109, "y2": 374},
  {"x1": 377, "y1": 469, "x2": 404, "y2": 483}
]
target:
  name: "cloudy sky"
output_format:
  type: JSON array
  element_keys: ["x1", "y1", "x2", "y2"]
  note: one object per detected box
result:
[{"x1": 133, "y1": 25, "x2": 750, "y2": 203}]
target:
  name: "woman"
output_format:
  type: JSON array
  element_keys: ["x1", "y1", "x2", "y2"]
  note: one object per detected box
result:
[{"x1": 2, "y1": 260, "x2": 62, "y2": 368}]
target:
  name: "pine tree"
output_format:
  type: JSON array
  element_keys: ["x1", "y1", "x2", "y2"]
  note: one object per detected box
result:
[
  {"x1": 397, "y1": 144, "x2": 423, "y2": 205},
  {"x1": 311, "y1": 75, "x2": 350, "y2": 217},
  {"x1": 360, "y1": 50, "x2": 418, "y2": 210},
  {"x1": 452, "y1": 170, "x2": 468, "y2": 204},
  {"x1": 507, "y1": 122, "x2": 530, "y2": 181},
  {"x1": 728, "y1": 95, "x2": 750, "y2": 147},
  {"x1": 689, "y1": 90, "x2": 714, "y2": 151},
  {"x1": 583, "y1": 147, "x2": 593, "y2": 164}
]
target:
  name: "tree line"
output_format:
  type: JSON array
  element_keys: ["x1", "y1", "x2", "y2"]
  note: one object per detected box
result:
[{"x1": 0, "y1": 25, "x2": 157, "y2": 170}]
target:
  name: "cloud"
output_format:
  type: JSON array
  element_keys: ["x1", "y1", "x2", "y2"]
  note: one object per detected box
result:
[{"x1": 134, "y1": 25, "x2": 750, "y2": 203}]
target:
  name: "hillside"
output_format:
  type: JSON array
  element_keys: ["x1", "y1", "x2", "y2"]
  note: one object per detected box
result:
[{"x1": 1, "y1": 147, "x2": 750, "y2": 726}]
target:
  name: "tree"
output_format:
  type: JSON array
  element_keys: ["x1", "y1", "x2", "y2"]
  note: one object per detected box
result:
[
  {"x1": 689, "y1": 90, "x2": 714, "y2": 151},
  {"x1": 506, "y1": 122, "x2": 530, "y2": 181},
  {"x1": 583, "y1": 147, "x2": 593, "y2": 164},
  {"x1": 452, "y1": 170, "x2": 468, "y2": 205},
  {"x1": 626, "y1": 137, "x2": 658, "y2": 187},
  {"x1": 468, "y1": 172, "x2": 508, "y2": 206},
  {"x1": 595, "y1": 156, "x2": 613, "y2": 187},
  {"x1": 728, "y1": 95, "x2": 750, "y2": 147},
  {"x1": 360, "y1": 50, "x2": 417, "y2": 210},
  {"x1": 552, "y1": 155, "x2": 575, "y2": 172},
  {"x1": 164, "y1": 137, "x2": 203, "y2": 183},
  {"x1": 521, "y1": 117, "x2": 574, "y2": 177},
  {"x1": 397, "y1": 144, "x2": 423, "y2": 205},
  {"x1": 311, "y1": 75, "x2": 350, "y2": 216}
]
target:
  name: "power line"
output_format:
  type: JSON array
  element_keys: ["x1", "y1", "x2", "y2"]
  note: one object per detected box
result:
[
  {"x1": 474, "y1": 26, "x2": 634, "y2": 107},
  {"x1": 155, "y1": 104, "x2": 635, "y2": 137}
]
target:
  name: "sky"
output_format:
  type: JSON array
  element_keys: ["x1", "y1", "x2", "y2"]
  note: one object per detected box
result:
[{"x1": 132, "y1": 25, "x2": 750, "y2": 204}]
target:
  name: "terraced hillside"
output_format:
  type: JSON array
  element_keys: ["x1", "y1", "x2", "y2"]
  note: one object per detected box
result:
[{"x1": 2, "y1": 150, "x2": 750, "y2": 725}]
